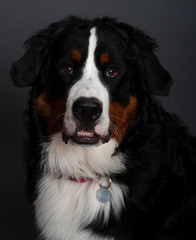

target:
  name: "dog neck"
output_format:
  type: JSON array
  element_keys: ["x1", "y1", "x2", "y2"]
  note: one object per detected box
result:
[{"x1": 41, "y1": 132, "x2": 126, "y2": 180}]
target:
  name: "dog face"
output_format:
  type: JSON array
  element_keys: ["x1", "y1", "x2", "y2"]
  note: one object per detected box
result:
[
  {"x1": 62, "y1": 28, "x2": 111, "y2": 145},
  {"x1": 10, "y1": 17, "x2": 172, "y2": 146}
]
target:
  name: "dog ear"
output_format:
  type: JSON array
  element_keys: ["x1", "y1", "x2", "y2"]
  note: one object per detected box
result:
[
  {"x1": 134, "y1": 30, "x2": 173, "y2": 96},
  {"x1": 10, "y1": 19, "x2": 71, "y2": 87},
  {"x1": 131, "y1": 29, "x2": 173, "y2": 96},
  {"x1": 141, "y1": 49, "x2": 173, "y2": 96},
  {"x1": 117, "y1": 22, "x2": 173, "y2": 96},
  {"x1": 10, "y1": 48, "x2": 43, "y2": 87}
]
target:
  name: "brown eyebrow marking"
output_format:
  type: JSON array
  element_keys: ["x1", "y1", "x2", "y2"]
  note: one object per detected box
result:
[
  {"x1": 72, "y1": 50, "x2": 82, "y2": 62},
  {"x1": 100, "y1": 53, "x2": 110, "y2": 64}
]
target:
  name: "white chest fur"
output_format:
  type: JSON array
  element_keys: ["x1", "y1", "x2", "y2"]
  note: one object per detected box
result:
[{"x1": 34, "y1": 133, "x2": 127, "y2": 240}]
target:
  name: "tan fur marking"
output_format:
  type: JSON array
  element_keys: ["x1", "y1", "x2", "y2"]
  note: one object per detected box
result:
[
  {"x1": 72, "y1": 50, "x2": 82, "y2": 62},
  {"x1": 100, "y1": 53, "x2": 110, "y2": 64},
  {"x1": 35, "y1": 91, "x2": 66, "y2": 136},
  {"x1": 109, "y1": 96, "x2": 138, "y2": 143}
]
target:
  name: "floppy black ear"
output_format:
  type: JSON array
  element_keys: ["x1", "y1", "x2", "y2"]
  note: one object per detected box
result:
[
  {"x1": 10, "y1": 48, "x2": 43, "y2": 87},
  {"x1": 142, "y1": 49, "x2": 173, "y2": 96},
  {"x1": 10, "y1": 18, "x2": 74, "y2": 87},
  {"x1": 117, "y1": 22, "x2": 173, "y2": 96},
  {"x1": 10, "y1": 23, "x2": 63, "y2": 87},
  {"x1": 134, "y1": 30, "x2": 173, "y2": 96},
  {"x1": 10, "y1": 32, "x2": 52, "y2": 87}
]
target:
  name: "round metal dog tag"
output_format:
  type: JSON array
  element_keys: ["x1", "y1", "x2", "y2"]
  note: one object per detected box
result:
[{"x1": 96, "y1": 187, "x2": 111, "y2": 203}]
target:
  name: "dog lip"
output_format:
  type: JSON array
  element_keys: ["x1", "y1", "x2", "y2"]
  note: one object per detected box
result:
[
  {"x1": 62, "y1": 129, "x2": 111, "y2": 145},
  {"x1": 71, "y1": 130, "x2": 100, "y2": 145}
]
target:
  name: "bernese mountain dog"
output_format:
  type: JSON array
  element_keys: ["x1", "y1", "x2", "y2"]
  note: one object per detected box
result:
[{"x1": 10, "y1": 16, "x2": 196, "y2": 240}]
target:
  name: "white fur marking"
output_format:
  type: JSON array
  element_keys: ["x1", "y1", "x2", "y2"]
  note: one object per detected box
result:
[
  {"x1": 35, "y1": 133, "x2": 127, "y2": 240},
  {"x1": 64, "y1": 27, "x2": 110, "y2": 137},
  {"x1": 34, "y1": 28, "x2": 127, "y2": 240}
]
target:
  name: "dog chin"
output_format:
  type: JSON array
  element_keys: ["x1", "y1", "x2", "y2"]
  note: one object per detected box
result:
[{"x1": 62, "y1": 130, "x2": 111, "y2": 146}]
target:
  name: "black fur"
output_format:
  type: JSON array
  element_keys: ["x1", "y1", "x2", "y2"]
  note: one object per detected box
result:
[{"x1": 10, "y1": 17, "x2": 196, "y2": 240}]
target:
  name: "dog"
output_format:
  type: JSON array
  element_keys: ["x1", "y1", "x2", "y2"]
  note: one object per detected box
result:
[{"x1": 10, "y1": 16, "x2": 196, "y2": 240}]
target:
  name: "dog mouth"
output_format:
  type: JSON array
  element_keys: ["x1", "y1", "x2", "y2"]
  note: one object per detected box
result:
[
  {"x1": 62, "y1": 129, "x2": 110, "y2": 145},
  {"x1": 72, "y1": 129, "x2": 100, "y2": 145}
]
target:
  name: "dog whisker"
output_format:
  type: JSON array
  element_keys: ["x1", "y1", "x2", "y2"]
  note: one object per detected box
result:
[
  {"x1": 109, "y1": 121, "x2": 123, "y2": 142},
  {"x1": 109, "y1": 114, "x2": 128, "y2": 124},
  {"x1": 48, "y1": 113, "x2": 65, "y2": 133}
]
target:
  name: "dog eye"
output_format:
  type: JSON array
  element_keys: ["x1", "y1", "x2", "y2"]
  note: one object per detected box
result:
[
  {"x1": 106, "y1": 67, "x2": 117, "y2": 78},
  {"x1": 64, "y1": 65, "x2": 73, "y2": 74}
]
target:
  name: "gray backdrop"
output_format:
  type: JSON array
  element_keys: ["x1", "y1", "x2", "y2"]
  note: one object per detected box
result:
[{"x1": 0, "y1": 0, "x2": 196, "y2": 239}]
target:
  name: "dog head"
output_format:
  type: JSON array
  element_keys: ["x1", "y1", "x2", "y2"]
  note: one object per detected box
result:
[{"x1": 10, "y1": 17, "x2": 172, "y2": 146}]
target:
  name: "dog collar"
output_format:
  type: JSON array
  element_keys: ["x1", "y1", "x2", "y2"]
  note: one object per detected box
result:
[
  {"x1": 56, "y1": 172, "x2": 112, "y2": 203},
  {"x1": 68, "y1": 176, "x2": 94, "y2": 183},
  {"x1": 68, "y1": 173, "x2": 102, "y2": 183},
  {"x1": 68, "y1": 174, "x2": 112, "y2": 204}
]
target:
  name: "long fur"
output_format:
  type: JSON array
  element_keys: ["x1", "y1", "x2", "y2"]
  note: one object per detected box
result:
[{"x1": 10, "y1": 16, "x2": 196, "y2": 240}]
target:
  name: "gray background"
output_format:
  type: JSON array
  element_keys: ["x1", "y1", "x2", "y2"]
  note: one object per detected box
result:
[{"x1": 0, "y1": 0, "x2": 196, "y2": 239}]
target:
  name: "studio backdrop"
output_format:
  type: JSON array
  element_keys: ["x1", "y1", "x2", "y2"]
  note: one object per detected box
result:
[{"x1": 0, "y1": 0, "x2": 195, "y2": 239}]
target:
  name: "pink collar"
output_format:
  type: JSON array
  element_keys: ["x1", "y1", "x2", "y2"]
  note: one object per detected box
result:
[{"x1": 68, "y1": 176, "x2": 94, "y2": 183}]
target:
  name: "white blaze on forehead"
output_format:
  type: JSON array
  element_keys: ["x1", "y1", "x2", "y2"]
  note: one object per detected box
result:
[
  {"x1": 64, "y1": 27, "x2": 110, "y2": 136},
  {"x1": 69, "y1": 27, "x2": 107, "y2": 99},
  {"x1": 83, "y1": 28, "x2": 98, "y2": 80}
]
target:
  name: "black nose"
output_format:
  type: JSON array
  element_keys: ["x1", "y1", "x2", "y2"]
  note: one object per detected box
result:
[{"x1": 72, "y1": 97, "x2": 102, "y2": 122}]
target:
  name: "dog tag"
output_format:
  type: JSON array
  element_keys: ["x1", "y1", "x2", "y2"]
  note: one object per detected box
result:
[{"x1": 96, "y1": 187, "x2": 111, "y2": 203}]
